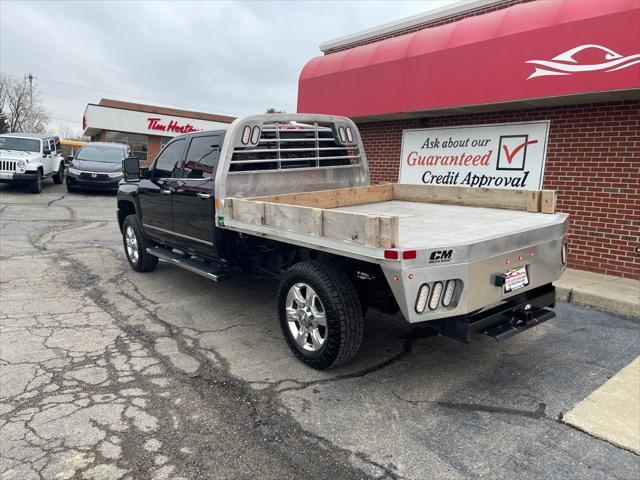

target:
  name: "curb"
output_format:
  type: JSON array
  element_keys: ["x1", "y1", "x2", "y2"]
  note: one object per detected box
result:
[{"x1": 555, "y1": 282, "x2": 640, "y2": 319}]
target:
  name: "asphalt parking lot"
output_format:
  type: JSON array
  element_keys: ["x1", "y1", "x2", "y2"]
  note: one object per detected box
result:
[{"x1": 1, "y1": 182, "x2": 639, "y2": 480}]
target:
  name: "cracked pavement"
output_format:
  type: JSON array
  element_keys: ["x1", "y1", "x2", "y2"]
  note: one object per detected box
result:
[{"x1": 1, "y1": 183, "x2": 639, "y2": 479}]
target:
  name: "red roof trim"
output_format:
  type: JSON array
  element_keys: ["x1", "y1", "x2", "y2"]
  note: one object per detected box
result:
[{"x1": 298, "y1": 0, "x2": 640, "y2": 118}]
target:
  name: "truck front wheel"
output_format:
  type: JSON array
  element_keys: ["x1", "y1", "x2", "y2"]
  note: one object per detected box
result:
[
  {"x1": 29, "y1": 171, "x2": 43, "y2": 194},
  {"x1": 122, "y1": 215, "x2": 159, "y2": 272},
  {"x1": 278, "y1": 261, "x2": 364, "y2": 369}
]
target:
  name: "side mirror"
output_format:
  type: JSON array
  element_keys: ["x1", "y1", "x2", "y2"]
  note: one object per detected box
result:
[
  {"x1": 43, "y1": 148, "x2": 51, "y2": 157},
  {"x1": 65, "y1": 155, "x2": 74, "y2": 164},
  {"x1": 123, "y1": 156, "x2": 140, "y2": 182}
]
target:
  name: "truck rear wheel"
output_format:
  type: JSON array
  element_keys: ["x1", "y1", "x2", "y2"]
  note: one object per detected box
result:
[
  {"x1": 122, "y1": 215, "x2": 159, "y2": 272},
  {"x1": 52, "y1": 163, "x2": 64, "y2": 184},
  {"x1": 278, "y1": 261, "x2": 364, "y2": 369}
]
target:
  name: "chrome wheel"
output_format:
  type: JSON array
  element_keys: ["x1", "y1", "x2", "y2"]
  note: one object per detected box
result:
[
  {"x1": 285, "y1": 282, "x2": 327, "y2": 352},
  {"x1": 125, "y1": 226, "x2": 139, "y2": 264}
]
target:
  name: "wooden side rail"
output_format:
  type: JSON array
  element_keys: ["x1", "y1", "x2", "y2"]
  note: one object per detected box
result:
[
  {"x1": 250, "y1": 183, "x2": 556, "y2": 214},
  {"x1": 223, "y1": 184, "x2": 557, "y2": 249},
  {"x1": 225, "y1": 198, "x2": 399, "y2": 248}
]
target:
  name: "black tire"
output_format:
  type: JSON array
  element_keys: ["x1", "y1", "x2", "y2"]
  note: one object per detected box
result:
[
  {"x1": 278, "y1": 261, "x2": 364, "y2": 369},
  {"x1": 29, "y1": 171, "x2": 43, "y2": 194},
  {"x1": 122, "y1": 215, "x2": 159, "y2": 272},
  {"x1": 53, "y1": 163, "x2": 64, "y2": 184},
  {"x1": 66, "y1": 184, "x2": 77, "y2": 193}
]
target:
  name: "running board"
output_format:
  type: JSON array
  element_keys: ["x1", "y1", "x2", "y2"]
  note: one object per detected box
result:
[{"x1": 146, "y1": 247, "x2": 229, "y2": 282}]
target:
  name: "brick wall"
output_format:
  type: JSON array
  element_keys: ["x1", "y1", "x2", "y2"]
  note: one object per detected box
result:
[
  {"x1": 324, "y1": 0, "x2": 534, "y2": 54},
  {"x1": 358, "y1": 100, "x2": 640, "y2": 279}
]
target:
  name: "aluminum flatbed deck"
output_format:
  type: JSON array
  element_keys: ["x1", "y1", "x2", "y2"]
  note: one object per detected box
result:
[{"x1": 332, "y1": 200, "x2": 565, "y2": 248}]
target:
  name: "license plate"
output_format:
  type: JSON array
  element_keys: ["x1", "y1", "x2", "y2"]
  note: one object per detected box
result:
[
  {"x1": 0, "y1": 172, "x2": 13, "y2": 179},
  {"x1": 504, "y1": 265, "x2": 529, "y2": 293}
]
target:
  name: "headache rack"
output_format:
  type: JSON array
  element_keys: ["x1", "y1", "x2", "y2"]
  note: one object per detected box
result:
[
  {"x1": 229, "y1": 121, "x2": 361, "y2": 172},
  {"x1": 218, "y1": 114, "x2": 370, "y2": 200}
]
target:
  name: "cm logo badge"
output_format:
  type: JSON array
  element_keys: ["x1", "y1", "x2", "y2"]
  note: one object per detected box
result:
[{"x1": 429, "y1": 249, "x2": 453, "y2": 263}]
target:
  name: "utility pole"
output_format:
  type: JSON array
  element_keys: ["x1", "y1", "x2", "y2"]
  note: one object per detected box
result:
[{"x1": 27, "y1": 73, "x2": 33, "y2": 131}]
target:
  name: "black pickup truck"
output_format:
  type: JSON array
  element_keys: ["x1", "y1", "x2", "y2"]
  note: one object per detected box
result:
[{"x1": 117, "y1": 114, "x2": 566, "y2": 370}]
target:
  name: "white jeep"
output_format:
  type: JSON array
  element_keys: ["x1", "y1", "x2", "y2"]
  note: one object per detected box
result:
[{"x1": 0, "y1": 133, "x2": 66, "y2": 193}]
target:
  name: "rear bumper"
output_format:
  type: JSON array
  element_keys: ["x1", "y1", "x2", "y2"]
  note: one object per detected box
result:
[
  {"x1": 381, "y1": 234, "x2": 566, "y2": 323},
  {"x1": 438, "y1": 283, "x2": 556, "y2": 342}
]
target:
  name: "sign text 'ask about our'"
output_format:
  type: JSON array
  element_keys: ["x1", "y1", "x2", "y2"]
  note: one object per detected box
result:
[{"x1": 399, "y1": 121, "x2": 550, "y2": 190}]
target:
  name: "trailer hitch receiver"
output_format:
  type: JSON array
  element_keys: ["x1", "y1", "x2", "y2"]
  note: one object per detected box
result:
[
  {"x1": 483, "y1": 304, "x2": 555, "y2": 342},
  {"x1": 438, "y1": 284, "x2": 556, "y2": 344}
]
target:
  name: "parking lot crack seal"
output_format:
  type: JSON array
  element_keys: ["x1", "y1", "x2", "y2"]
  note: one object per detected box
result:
[{"x1": 273, "y1": 326, "x2": 436, "y2": 393}]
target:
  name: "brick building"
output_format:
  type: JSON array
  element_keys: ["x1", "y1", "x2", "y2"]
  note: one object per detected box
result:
[
  {"x1": 83, "y1": 99, "x2": 234, "y2": 166},
  {"x1": 298, "y1": 0, "x2": 640, "y2": 279}
]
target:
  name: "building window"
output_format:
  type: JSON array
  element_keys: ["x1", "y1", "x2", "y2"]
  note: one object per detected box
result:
[{"x1": 105, "y1": 131, "x2": 148, "y2": 161}]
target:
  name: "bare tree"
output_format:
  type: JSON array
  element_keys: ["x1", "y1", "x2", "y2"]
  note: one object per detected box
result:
[
  {"x1": 0, "y1": 109, "x2": 8, "y2": 134},
  {"x1": 0, "y1": 73, "x2": 49, "y2": 133},
  {"x1": 52, "y1": 122, "x2": 87, "y2": 141}
]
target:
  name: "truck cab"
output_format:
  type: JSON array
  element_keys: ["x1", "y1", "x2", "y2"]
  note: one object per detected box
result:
[{"x1": 118, "y1": 130, "x2": 225, "y2": 258}]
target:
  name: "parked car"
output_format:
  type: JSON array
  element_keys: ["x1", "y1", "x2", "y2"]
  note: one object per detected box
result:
[
  {"x1": 66, "y1": 142, "x2": 129, "y2": 192},
  {"x1": 0, "y1": 133, "x2": 65, "y2": 193},
  {"x1": 117, "y1": 114, "x2": 567, "y2": 370}
]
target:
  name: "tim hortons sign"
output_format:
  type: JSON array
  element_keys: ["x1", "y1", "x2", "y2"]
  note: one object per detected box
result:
[
  {"x1": 399, "y1": 121, "x2": 550, "y2": 191},
  {"x1": 147, "y1": 117, "x2": 201, "y2": 134}
]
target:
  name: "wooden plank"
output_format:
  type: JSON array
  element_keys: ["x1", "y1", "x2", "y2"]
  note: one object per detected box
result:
[
  {"x1": 541, "y1": 190, "x2": 557, "y2": 214},
  {"x1": 252, "y1": 184, "x2": 393, "y2": 209},
  {"x1": 232, "y1": 198, "x2": 265, "y2": 225},
  {"x1": 364, "y1": 216, "x2": 380, "y2": 248},
  {"x1": 310, "y1": 208, "x2": 323, "y2": 236},
  {"x1": 264, "y1": 203, "x2": 323, "y2": 236},
  {"x1": 322, "y1": 210, "x2": 380, "y2": 247},
  {"x1": 379, "y1": 215, "x2": 400, "y2": 248},
  {"x1": 527, "y1": 191, "x2": 541, "y2": 213},
  {"x1": 393, "y1": 184, "x2": 542, "y2": 212},
  {"x1": 224, "y1": 198, "x2": 234, "y2": 219}
]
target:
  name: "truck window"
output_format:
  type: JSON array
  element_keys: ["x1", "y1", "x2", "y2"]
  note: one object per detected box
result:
[
  {"x1": 152, "y1": 138, "x2": 185, "y2": 177},
  {"x1": 178, "y1": 135, "x2": 220, "y2": 179}
]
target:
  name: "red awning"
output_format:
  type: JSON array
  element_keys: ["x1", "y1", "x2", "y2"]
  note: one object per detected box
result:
[{"x1": 297, "y1": 0, "x2": 640, "y2": 119}]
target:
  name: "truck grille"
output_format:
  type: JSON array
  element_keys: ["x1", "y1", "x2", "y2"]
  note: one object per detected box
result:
[
  {"x1": 79, "y1": 172, "x2": 110, "y2": 181},
  {"x1": 230, "y1": 122, "x2": 361, "y2": 172},
  {"x1": 0, "y1": 160, "x2": 16, "y2": 172}
]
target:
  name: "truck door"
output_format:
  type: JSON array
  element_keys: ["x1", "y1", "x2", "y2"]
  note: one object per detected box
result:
[
  {"x1": 171, "y1": 133, "x2": 221, "y2": 256},
  {"x1": 43, "y1": 139, "x2": 55, "y2": 174},
  {"x1": 138, "y1": 138, "x2": 186, "y2": 244}
]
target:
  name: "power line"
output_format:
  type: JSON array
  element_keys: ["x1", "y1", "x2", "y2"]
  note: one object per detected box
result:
[
  {"x1": 37, "y1": 76, "x2": 238, "y2": 117},
  {"x1": 48, "y1": 115, "x2": 82, "y2": 124}
]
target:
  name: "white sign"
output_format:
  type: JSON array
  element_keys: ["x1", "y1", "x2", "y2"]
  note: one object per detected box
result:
[
  {"x1": 83, "y1": 104, "x2": 230, "y2": 138},
  {"x1": 399, "y1": 121, "x2": 550, "y2": 190}
]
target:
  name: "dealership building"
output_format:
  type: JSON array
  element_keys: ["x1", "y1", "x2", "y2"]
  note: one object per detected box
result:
[
  {"x1": 82, "y1": 98, "x2": 235, "y2": 165},
  {"x1": 298, "y1": 0, "x2": 639, "y2": 279}
]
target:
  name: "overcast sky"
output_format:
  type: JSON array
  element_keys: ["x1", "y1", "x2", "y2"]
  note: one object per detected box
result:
[{"x1": 1, "y1": 0, "x2": 461, "y2": 134}]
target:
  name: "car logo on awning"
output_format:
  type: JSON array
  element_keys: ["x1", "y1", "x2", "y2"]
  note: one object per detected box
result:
[{"x1": 526, "y1": 44, "x2": 640, "y2": 79}]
